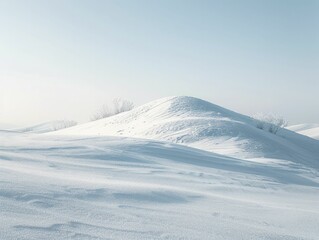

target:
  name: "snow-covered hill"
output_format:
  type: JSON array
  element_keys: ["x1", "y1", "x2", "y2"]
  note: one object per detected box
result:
[
  {"x1": 1, "y1": 132, "x2": 319, "y2": 240},
  {"x1": 17, "y1": 120, "x2": 77, "y2": 133},
  {"x1": 1, "y1": 96, "x2": 319, "y2": 239},
  {"x1": 287, "y1": 124, "x2": 319, "y2": 140},
  {"x1": 53, "y1": 96, "x2": 319, "y2": 168}
]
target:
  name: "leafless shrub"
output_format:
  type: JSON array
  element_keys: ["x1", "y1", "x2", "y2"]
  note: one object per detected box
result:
[
  {"x1": 112, "y1": 98, "x2": 134, "y2": 115},
  {"x1": 52, "y1": 120, "x2": 77, "y2": 131},
  {"x1": 91, "y1": 98, "x2": 134, "y2": 121},
  {"x1": 253, "y1": 113, "x2": 287, "y2": 135}
]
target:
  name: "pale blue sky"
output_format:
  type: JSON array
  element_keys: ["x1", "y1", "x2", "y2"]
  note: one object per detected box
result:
[{"x1": 0, "y1": 0, "x2": 318, "y2": 127}]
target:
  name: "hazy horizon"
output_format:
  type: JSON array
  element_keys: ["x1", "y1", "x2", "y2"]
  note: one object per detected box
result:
[{"x1": 1, "y1": 0, "x2": 318, "y2": 127}]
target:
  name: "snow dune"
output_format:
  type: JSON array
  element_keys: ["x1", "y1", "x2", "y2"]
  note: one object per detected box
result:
[
  {"x1": 53, "y1": 96, "x2": 319, "y2": 168},
  {"x1": 1, "y1": 96, "x2": 319, "y2": 239},
  {"x1": 1, "y1": 133, "x2": 319, "y2": 240},
  {"x1": 287, "y1": 124, "x2": 319, "y2": 140},
  {"x1": 17, "y1": 120, "x2": 77, "y2": 133}
]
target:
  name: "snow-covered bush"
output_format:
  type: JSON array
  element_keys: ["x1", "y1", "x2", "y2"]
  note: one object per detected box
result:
[
  {"x1": 91, "y1": 98, "x2": 134, "y2": 121},
  {"x1": 253, "y1": 113, "x2": 287, "y2": 135},
  {"x1": 52, "y1": 120, "x2": 77, "y2": 131},
  {"x1": 112, "y1": 98, "x2": 135, "y2": 115}
]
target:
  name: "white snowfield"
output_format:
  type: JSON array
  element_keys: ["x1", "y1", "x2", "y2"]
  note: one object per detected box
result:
[
  {"x1": 17, "y1": 120, "x2": 77, "y2": 134},
  {"x1": 54, "y1": 96, "x2": 319, "y2": 168},
  {"x1": 1, "y1": 96, "x2": 319, "y2": 240},
  {"x1": 287, "y1": 124, "x2": 319, "y2": 140}
]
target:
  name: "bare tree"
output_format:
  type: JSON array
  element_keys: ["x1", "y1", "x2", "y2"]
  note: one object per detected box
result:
[
  {"x1": 91, "y1": 98, "x2": 134, "y2": 121},
  {"x1": 253, "y1": 113, "x2": 287, "y2": 135}
]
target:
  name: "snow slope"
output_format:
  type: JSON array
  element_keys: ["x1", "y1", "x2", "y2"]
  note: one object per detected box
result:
[
  {"x1": 17, "y1": 120, "x2": 77, "y2": 133},
  {"x1": 53, "y1": 96, "x2": 319, "y2": 168},
  {"x1": 287, "y1": 124, "x2": 319, "y2": 140},
  {"x1": 1, "y1": 132, "x2": 319, "y2": 240},
  {"x1": 2, "y1": 97, "x2": 319, "y2": 239}
]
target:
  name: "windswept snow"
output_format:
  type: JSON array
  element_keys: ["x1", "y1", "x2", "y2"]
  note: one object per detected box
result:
[
  {"x1": 53, "y1": 96, "x2": 319, "y2": 168},
  {"x1": 17, "y1": 120, "x2": 77, "y2": 133},
  {"x1": 287, "y1": 124, "x2": 319, "y2": 140},
  {"x1": 2, "y1": 96, "x2": 319, "y2": 239},
  {"x1": 1, "y1": 133, "x2": 319, "y2": 240}
]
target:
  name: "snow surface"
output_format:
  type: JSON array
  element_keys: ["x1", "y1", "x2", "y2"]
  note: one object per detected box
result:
[
  {"x1": 1, "y1": 96, "x2": 319, "y2": 239},
  {"x1": 17, "y1": 120, "x2": 77, "y2": 134},
  {"x1": 1, "y1": 133, "x2": 319, "y2": 240},
  {"x1": 287, "y1": 124, "x2": 319, "y2": 140},
  {"x1": 53, "y1": 96, "x2": 319, "y2": 168}
]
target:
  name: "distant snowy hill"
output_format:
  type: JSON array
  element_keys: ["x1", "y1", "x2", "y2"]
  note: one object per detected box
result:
[
  {"x1": 17, "y1": 120, "x2": 77, "y2": 133},
  {"x1": 287, "y1": 124, "x2": 319, "y2": 140},
  {"x1": 52, "y1": 96, "x2": 319, "y2": 168}
]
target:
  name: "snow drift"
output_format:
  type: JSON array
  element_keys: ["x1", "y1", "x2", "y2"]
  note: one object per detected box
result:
[
  {"x1": 287, "y1": 123, "x2": 319, "y2": 140},
  {"x1": 53, "y1": 96, "x2": 319, "y2": 168},
  {"x1": 1, "y1": 133, "x2": 319, "y2": 240},
  {"x1": 17, "y1": 120, "x2": 77, "y2": 133},
  {"x1": 1, "y1": 96, "x2": 319, "y2": 240}
]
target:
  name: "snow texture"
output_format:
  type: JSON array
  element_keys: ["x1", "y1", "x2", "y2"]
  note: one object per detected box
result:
[
  {"x1": 1, "y1": 96, "x2": 319, "y2": 240},
  {"x1": 287, "y1": 124, "x2": 319, "y2": 140},
  {"x1": 17, "y1": 120, "x2": 77, "y2": 134},
  {"x1": 53, "y1": 96, "x2": 319, "y2": 168}
]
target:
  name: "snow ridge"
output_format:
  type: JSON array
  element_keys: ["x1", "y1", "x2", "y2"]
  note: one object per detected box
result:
[
  {"x1": 287, "y1": 124, "x2": 319, "y2": 140},
  {"x1": 52, "y1": 96, "x2": 319, "y2": 168}
]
